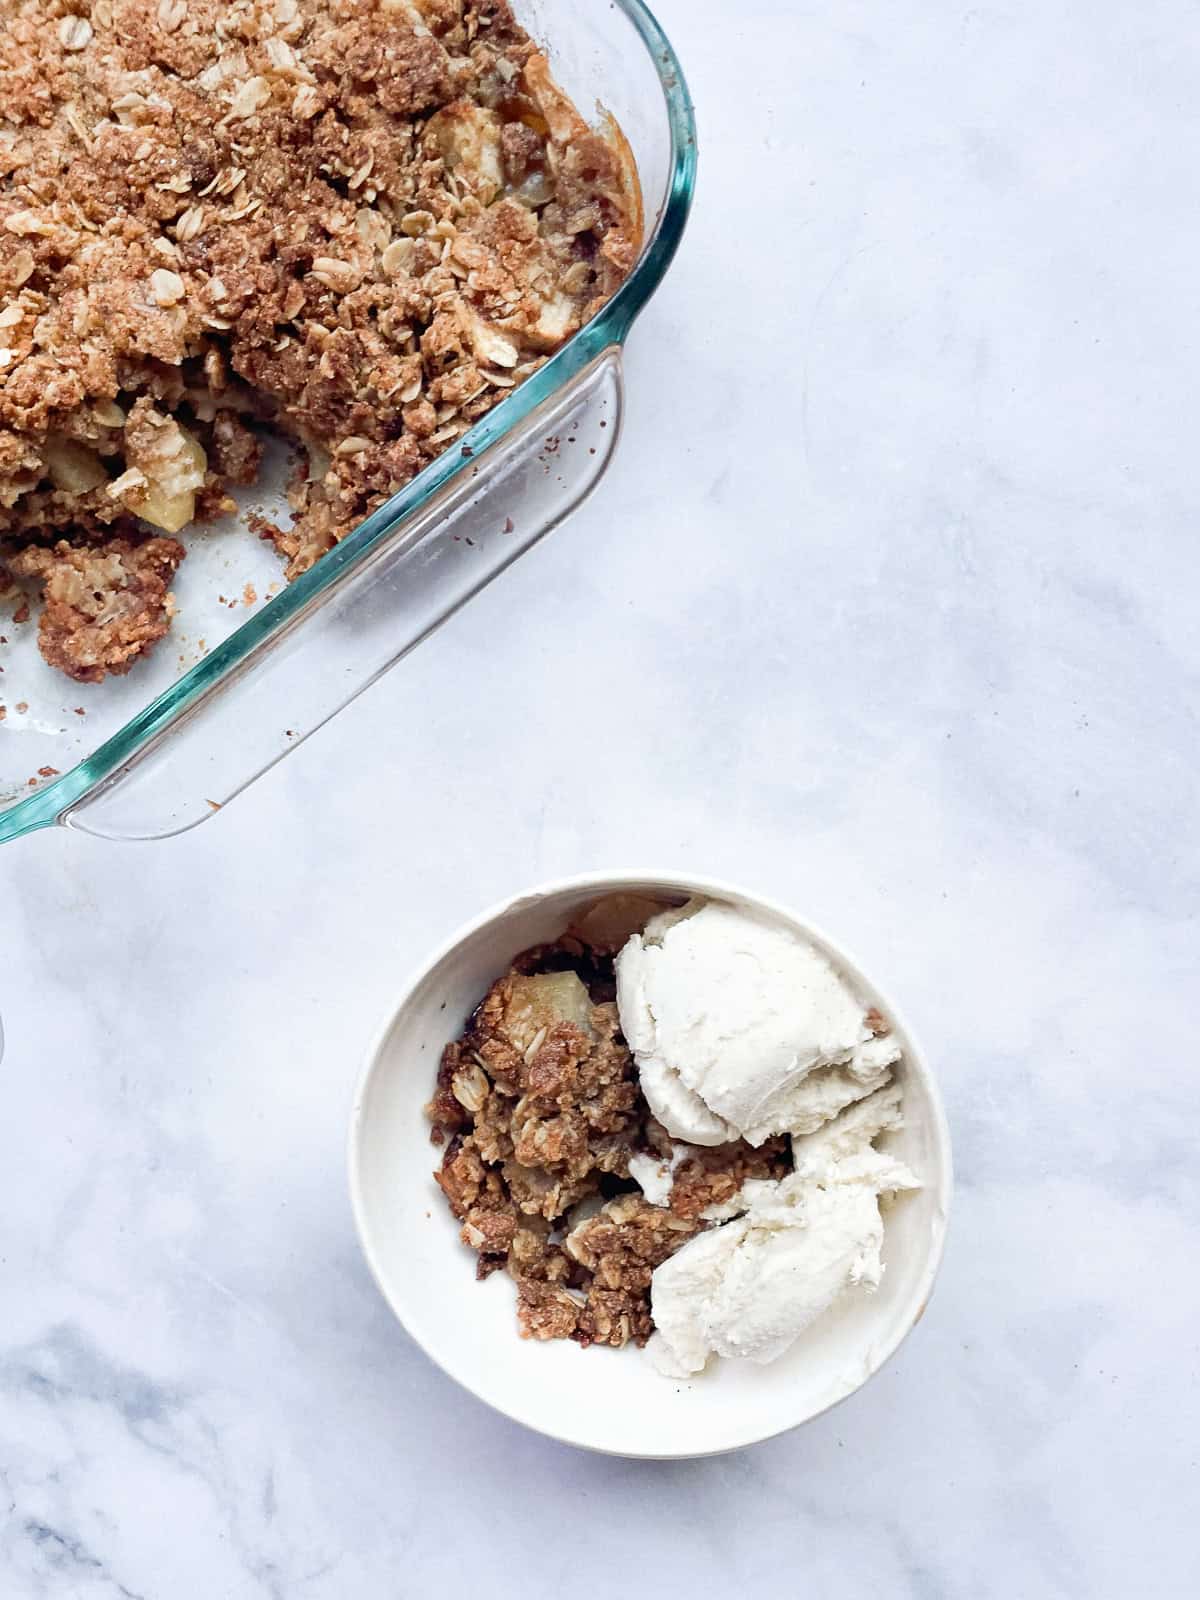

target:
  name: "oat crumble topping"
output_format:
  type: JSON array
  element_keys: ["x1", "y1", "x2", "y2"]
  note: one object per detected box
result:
[
  {"x1": 6, "y1": 532, "x2": 184, "y2": 680},
  {"x1": 0, "y1": 0, "x2": 640, "y2": 680}
]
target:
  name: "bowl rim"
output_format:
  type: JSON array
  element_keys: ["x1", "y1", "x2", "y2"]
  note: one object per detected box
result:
[{"x1": 347, "y1": 868, "x2": 954, "y2": 1458}]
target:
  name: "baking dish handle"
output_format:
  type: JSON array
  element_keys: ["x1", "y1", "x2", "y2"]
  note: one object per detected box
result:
[{"x1": 62, "y1": 345, "x2": 624, "y2": 841}]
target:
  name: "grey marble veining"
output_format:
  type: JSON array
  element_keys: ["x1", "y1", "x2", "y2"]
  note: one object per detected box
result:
[{"x1": 2, "y1": 1, "x2": 1197, "y2": 1594}]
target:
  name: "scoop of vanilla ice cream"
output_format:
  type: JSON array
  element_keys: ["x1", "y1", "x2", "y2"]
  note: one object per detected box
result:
[
  {"x1": 615, "y1": 899, "x2": 900, "y2": 1147},
  {"x1": 648, "y1": 1092, "x2": 920, "y2": 1376}
]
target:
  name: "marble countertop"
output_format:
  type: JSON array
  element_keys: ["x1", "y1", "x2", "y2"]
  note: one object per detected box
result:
[{"x1": 2, "y1": 1, "x2": 1196, "y2": 1594}]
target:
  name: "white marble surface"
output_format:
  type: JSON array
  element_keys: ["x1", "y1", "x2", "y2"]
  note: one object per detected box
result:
[{"x1": 2, "y1": 0, "x2": 1198, "y2": 1593}]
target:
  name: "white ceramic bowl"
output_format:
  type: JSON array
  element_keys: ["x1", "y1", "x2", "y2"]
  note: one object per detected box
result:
[{"x1": 348, "y1": 872, "x2": 952, "y2": 1458}]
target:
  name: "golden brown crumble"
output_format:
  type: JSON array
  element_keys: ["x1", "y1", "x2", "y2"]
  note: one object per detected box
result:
[
  {"x1": 7, "y1": 533, "x2": 184, "y2": 680},
  {"x1": 664, "y1": 1134, "x2": 791, "y2": 1222},
  {"x1": 427, "y1": 929, "x2": 793, "y2": 1351},
  {"x1": 0, "y1": 0, "x2": 640, "y2": 679}
]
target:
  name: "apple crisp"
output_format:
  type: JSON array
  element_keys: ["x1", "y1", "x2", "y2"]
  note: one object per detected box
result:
[
  {"x1": 426, "y1": 925, "x2": 793, "y2": 1351},
  {"x1": 0, "y1": 0, "x2": 640, "y2": 681}
]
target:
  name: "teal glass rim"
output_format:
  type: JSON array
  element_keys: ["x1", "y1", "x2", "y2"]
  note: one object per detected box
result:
[{"x1": 0, "y1": 0, "x2": 696, "y2": 845}]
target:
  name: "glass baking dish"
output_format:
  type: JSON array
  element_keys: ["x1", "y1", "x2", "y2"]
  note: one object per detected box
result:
[{"x1": 0, "y1": 0, "x2": 695, "y2": 845}]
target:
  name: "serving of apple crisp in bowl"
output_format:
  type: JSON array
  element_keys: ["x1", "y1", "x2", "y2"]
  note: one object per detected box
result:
[{"x1": 350, "y1": 872, "x2": 952, "y2": 1456}]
